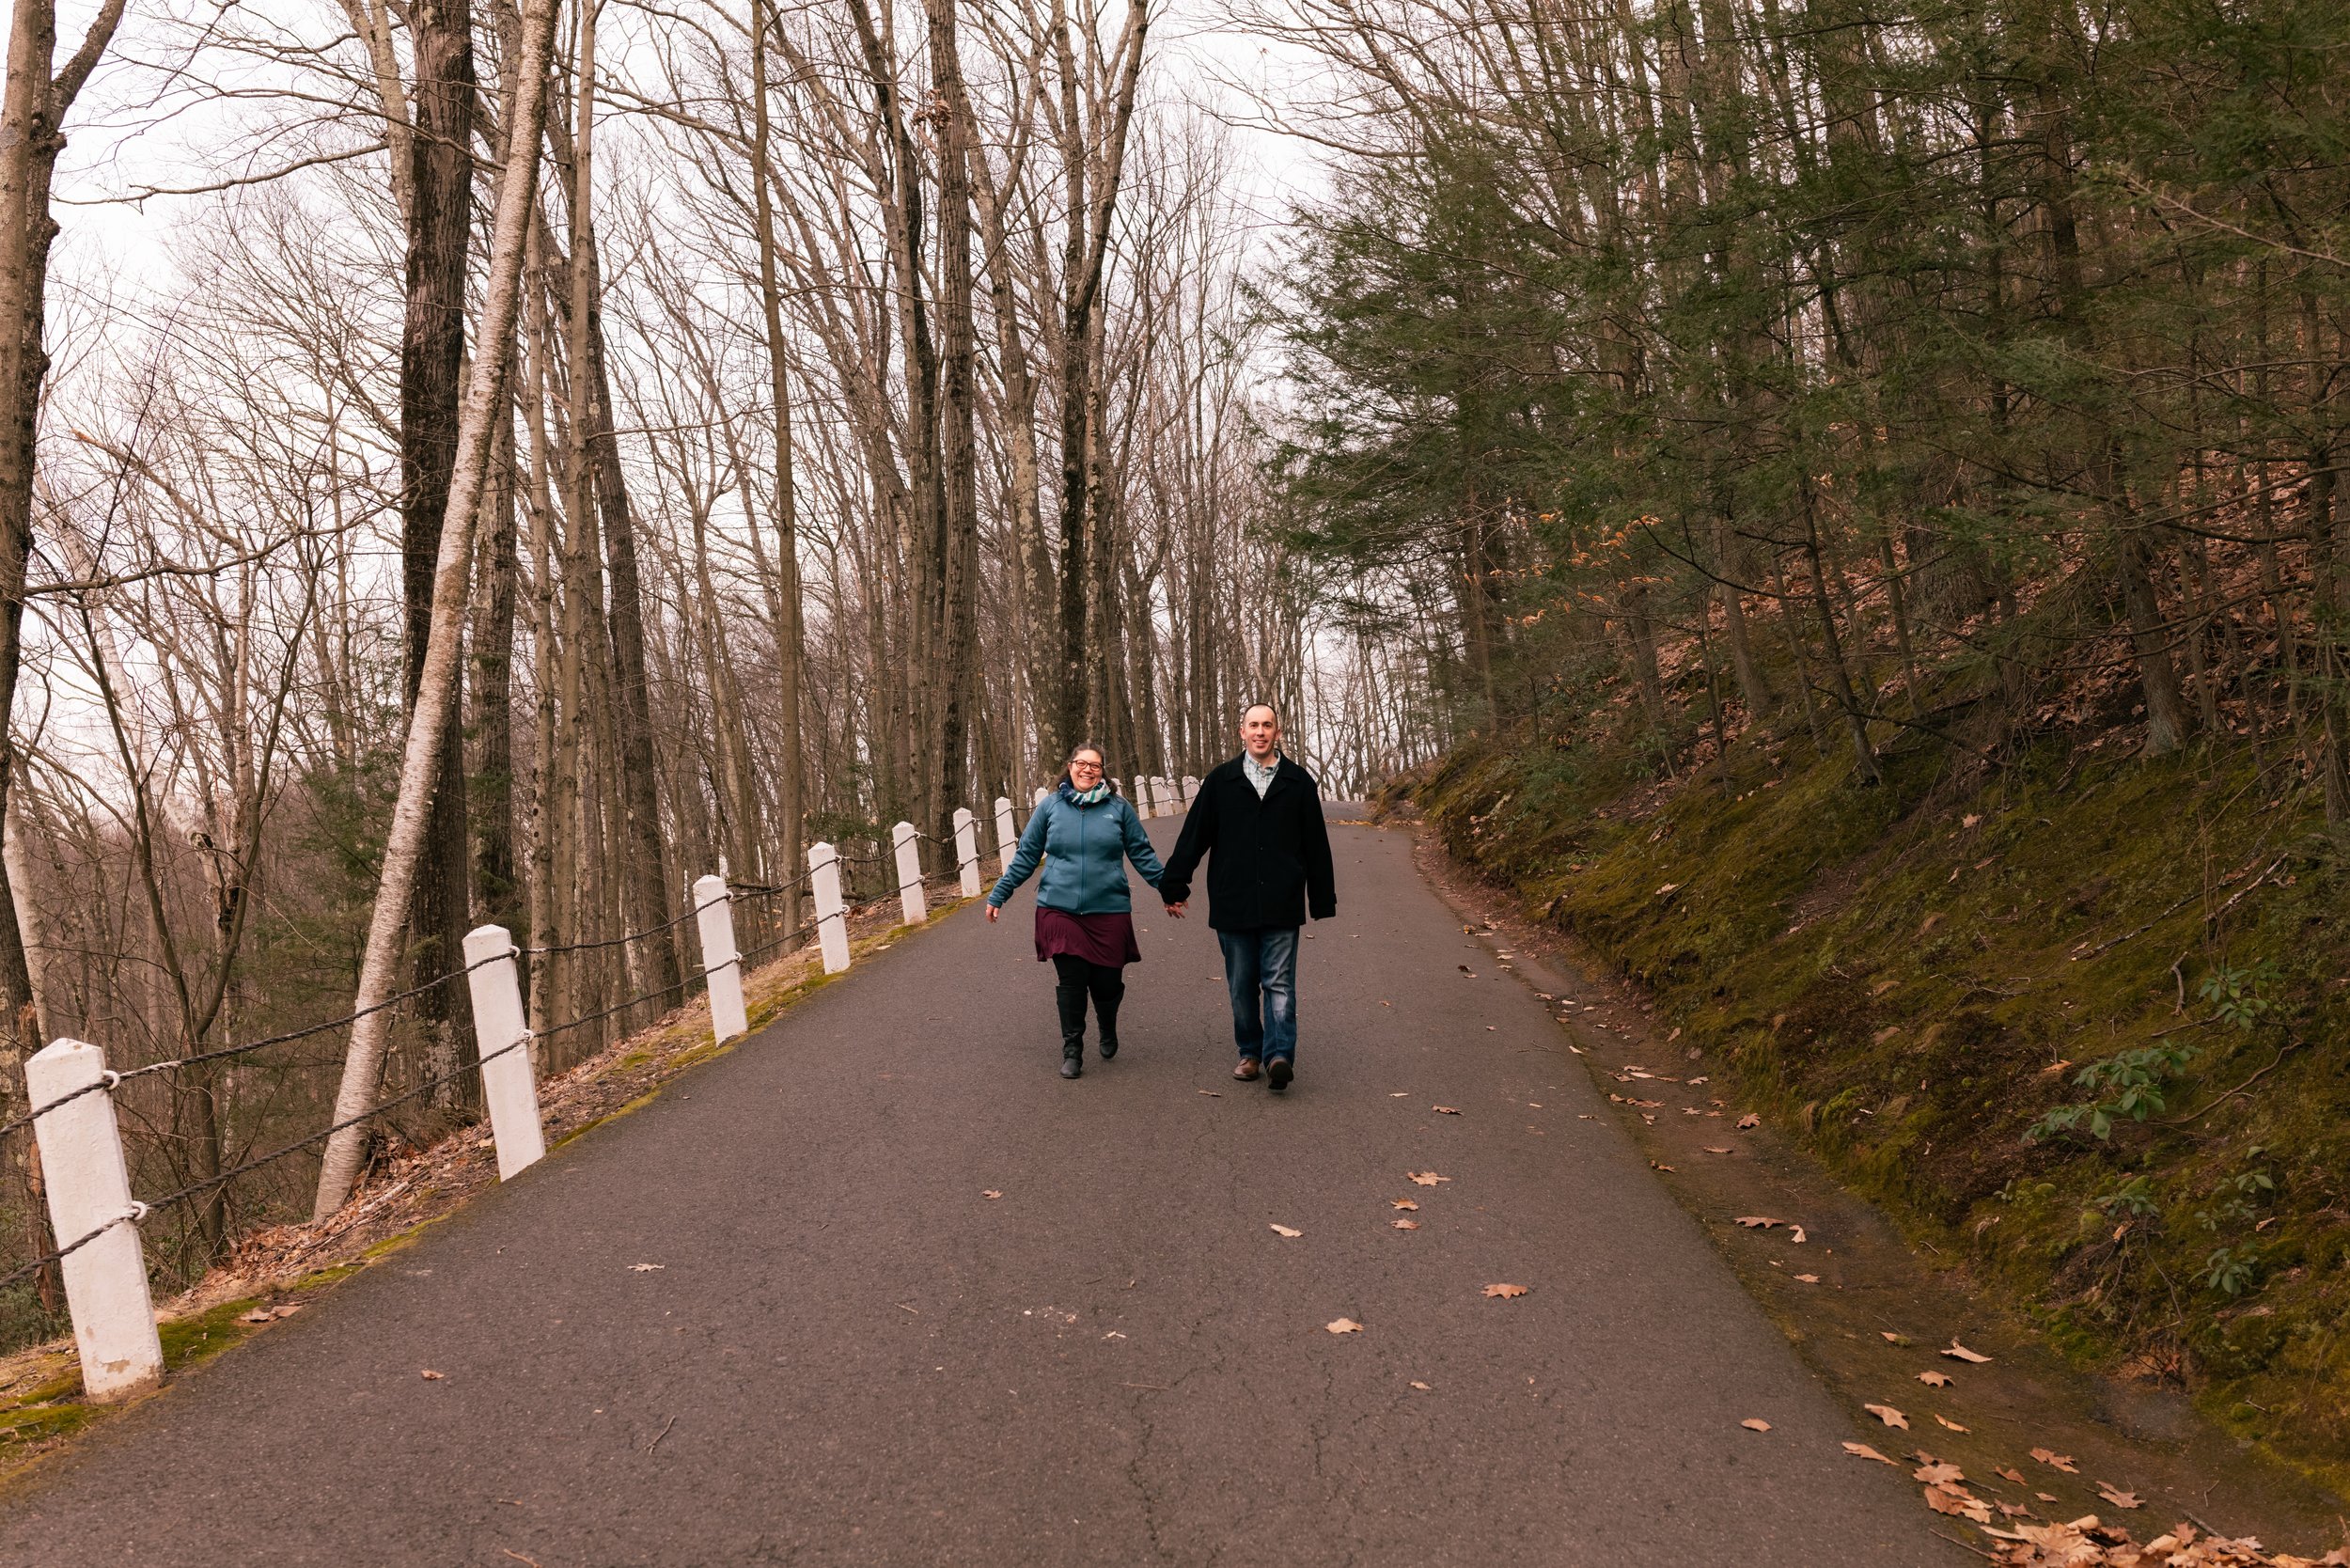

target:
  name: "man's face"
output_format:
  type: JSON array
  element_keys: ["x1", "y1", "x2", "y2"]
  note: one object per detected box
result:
[{"x1": 1240, "y1": 707, "x2": 1280, "y2": 760}]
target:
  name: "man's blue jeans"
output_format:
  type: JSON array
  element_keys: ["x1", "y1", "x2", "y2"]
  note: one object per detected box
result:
[{"x1": 1218, "y1": 928, "x2": 1299, "y2": 1063}]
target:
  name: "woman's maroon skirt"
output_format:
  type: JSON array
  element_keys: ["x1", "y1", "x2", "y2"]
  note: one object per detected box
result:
[{"x1": 1034, "y1": 907, "x2": 1140, "y2": 966}]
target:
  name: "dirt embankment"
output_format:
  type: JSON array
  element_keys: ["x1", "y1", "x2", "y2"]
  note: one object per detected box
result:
[{"x1": 1386, "y1": 727, "x2": 2350, "y2": 1497}]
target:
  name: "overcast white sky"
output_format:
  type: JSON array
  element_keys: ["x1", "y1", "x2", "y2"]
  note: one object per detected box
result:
[{"x1": 13, "y1": 0, "x2": 1338, "y2": 305}]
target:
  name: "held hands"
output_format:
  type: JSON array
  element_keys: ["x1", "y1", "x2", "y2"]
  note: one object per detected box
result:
[{"x1": 1165, "y1": 902, "x2": 1187, "y2": 919}]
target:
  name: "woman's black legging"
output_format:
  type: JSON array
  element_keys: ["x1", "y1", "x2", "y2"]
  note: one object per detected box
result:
[{"x1": 1051, "y1": 954, "x2": 1125, "y2": 1039}]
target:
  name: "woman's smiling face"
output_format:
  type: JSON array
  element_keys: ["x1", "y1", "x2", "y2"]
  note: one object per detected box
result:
[{"x1": 1069, "y1": 750, "x2": 1104, "y2": 783}]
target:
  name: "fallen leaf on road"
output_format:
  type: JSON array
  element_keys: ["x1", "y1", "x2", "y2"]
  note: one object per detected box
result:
[
  {"x1": 1198, "y1": 1090, "x2": 1221, "y2": 1098},
  {"x1": 1923, "y1": 1485, "x2": 1991, "y2": 1523},
  {"x1": 1391, "y1": 1199, "x2": 1419, "y2": 1210},
  {"x1": 1790, "y1": 1226, "x2": 1809, "y2": 1244},
  {"x1": 1482, "y1": 1283, "x2": 1529, "y2": 1299},
  {"x1": 1865, "y1": 1403, "x2": 1909, "y2": 1430},
  {"x1": 1935, "y1": 1414, "x2": 1969, "y2": 1434},
  {"x1": 630, "y1": 1263, "x2": 666, "y2": 1272},
  {"x1": 1409, "y1": 1380, "x2": 1431, "y2": 1390},
  {"x1": 1943, "y1": 1341, "x2": 1992, "y2": 1363},
  {"x1": 1794, "y1": 1274, "x2": 1821, "y2": 1283},
  {"x1": 1704, "y1": 1146, "x2": 1733, "y2": 1154},
  {"x1": 1735, "y1": 1216, "x2": 1784, "y2": 1229},
  {"x1": 2029, "y1": 1448, "x2": 2078, "y2": 1473},
  {"x1": 1915, "y1": 1462, "x2": 1966, "y2": 1485},
  {"x1": 1326, "y1": 1318, "x2": 1363, "y2": 1335},
  {"x1": 1738, "y1": 1113, "x2": 1762, "y2": 1129},
  {"x1": 1843, "y1": 1442, "x2": 1896, "y2": 1465},
  {"x1": 2095, "y1": 1483, "x2": 2142, "y2": 1510},
  {"x1": 2035, "y1": 1491, "x2": 2057, "y2": 1502},
  {"x1": 1391, "y1": 1219, "x2": 1420, "y2": 1230},
  {"x1": 1433, "y1": 1105, "x2": 1462, "y2": 1115},
  {"x1": 1269, "y1": 1224, "x2": 1302, "y2": 1238},
  {"x1": 1741, "y1": 1419, "x2": 1772, "y2": 1432},
  {"x1": 982, "y1": 1190, "x2": 1003, "y2": 1200},
  {"x1": 1881, "y1": 1331, "x2": 1914, "y2": 1345},
  {"x1": 1651, "y1": 1161, "x2": 1676, "y2": 1172},
  {"x1": 1390, "y1": 1091, "x2": 1409, "y2": 1097},
  {"x1": 1918, "y1": 1371, "x2": 1951, "y2": 1388},
  {"x1": 421, "y1": 1370, "x2": 446, "y2": 1380},
  {"x1": 1408, "y1": 1171, "x2": 1449, "y2": 1185},
  {"x1": 1996, "y1": 1466, "x2": 2025, "y2": 1484}
]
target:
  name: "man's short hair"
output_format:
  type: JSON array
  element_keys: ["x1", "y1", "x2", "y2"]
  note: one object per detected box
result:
[{"x1": 1240, "y1": 701, "x2": 1279, "y2": 724}]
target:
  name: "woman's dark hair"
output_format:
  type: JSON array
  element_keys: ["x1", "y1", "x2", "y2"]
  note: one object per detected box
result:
[{"x1": 1059, "y1": 742, "x2": 1118, "y2": 793}]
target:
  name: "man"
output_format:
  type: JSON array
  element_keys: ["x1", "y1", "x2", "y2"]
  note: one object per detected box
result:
[{"x1": 1158, "y1": 703, "x2": 1337, "y2": 1092}]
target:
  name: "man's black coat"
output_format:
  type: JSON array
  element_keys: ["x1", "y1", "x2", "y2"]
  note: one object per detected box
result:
[{"x1": 1157, "y1": 754, "x2": 1337, "y2": 931}]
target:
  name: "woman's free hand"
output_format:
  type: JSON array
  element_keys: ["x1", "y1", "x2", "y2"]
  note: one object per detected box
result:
[{"x1": 985, "y1": 903, "x2": 1000, "y2": 923}]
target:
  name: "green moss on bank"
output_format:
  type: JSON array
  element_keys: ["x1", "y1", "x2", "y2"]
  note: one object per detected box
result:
[{"x1": 1402, "y1": 728, "x2": 2350, "y2": 1487}]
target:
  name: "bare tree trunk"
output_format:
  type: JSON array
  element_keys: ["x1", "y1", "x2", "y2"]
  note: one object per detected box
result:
[
  {"x1": 470, "y1": 385, "x2": 521, "y2": 936},
  {"x1": 926, "y1": 0, "x2": 983, "y2": 839},
  {"x1": 315, "y1": 0, "x2": 558, "y2": 1220},
  {"x1": 748, "y1": 0, "x2": 806, "y2": 928},
  {"x1": 1048, "y1": 0, "x2": 1150, "y2": 760},
  {"x1": 0, "y1": 0, "x2": 124, "y2": 1173},
  {"x1": 400, "y1": 0, "x2": 480, "y2": 1108}
]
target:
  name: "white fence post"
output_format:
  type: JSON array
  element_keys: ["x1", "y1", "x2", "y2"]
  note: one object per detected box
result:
[
  {"x1": 892, "y1": 822, "x2": 927, "y2": 925},
  {"x1": 1182, "y1": 774, "x2": 1200, "y2": 805},
  {"x1": 690, "y1": 878, "x2": 749, "y2": 1043},
  {"x1": 809, "y1": 840, "x2": 851, "y2": 974},
  {"x1": 994, "y1": 796, "x2": 1016, "y2": 873},
  {"x1": 462, "y1": 926, "x2": 547, "y2": 1179},
  {"x1": 1136, "y1": 776, "x2": 1154, "y2": 817},
  {"x1": 953, "y1": 807, "x2": 982, "y2": 897},
  {"x1": 24, "y1": 1040, "x2": 163, "y2": 1402},
  {"x1": 1033, "y1": 784, "x2": 1050, "y2": 811}
]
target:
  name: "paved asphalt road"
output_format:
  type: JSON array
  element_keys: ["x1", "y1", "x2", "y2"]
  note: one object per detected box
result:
[{"x1": 0, "y1": 813, "x2": 1954, "y2": 1566}]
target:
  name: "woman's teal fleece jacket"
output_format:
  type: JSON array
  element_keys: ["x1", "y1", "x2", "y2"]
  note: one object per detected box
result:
[{"x1": 987, "y1": 784, "x2": 1166, "y2": 915}]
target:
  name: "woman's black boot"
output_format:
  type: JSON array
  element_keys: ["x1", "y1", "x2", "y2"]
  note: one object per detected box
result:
[
  {"x1": 1090, "y1": 971, "x2": 1125, "y2": 1059},
  {"x1": 1056, "y1": 984, "x2": 1088, "y2": 1078}
]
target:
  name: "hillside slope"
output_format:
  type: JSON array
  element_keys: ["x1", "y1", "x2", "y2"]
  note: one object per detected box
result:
[{"x1": 1390, "y1": 725, "x2": 2350, "y2": 1485}]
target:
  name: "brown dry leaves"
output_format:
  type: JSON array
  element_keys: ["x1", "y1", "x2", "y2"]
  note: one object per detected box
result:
[
  {"x1": 1391, "y1": 1218, "x2": 1420, "y2": 1231},
  {"x1": 1918, "y1": 1370, "x2": 1952, "y2": 1388},
  {"x1": 1390, "y1": 1199, "x2": 1419, "y2": 1211},
  {"x1": 1864, "y1": 1403, "x2": 1910, "y2": 1430},
  {"x1": 2031, "y1": 1448, "x2": 2080, "y2": 1474},
  {"x1": 1269, "y1": 1224, "x2": 1302, "y2": 1238},
  {"x1": 1481, "y1": 1283, "x2": 1529, "y2": 1299},
  {"x1": 1944, "y1": 1341, "x2": 1993, "y2": 1363},
  {"x1": 1407, "y1": 1171, "x2": 1449, "y2": 1186},
  {"x1": 1843, "y1": 1441, "x2": 1897, "y2": 1466},
  {"x1": 1983, "y1": 1516, "x2": 2348, "y2": 1568},
  {"x1": 1740, "y1": 1418, "x2": 1772, "y2": 1432},
  {"x1": 1325, "y1": 1318, "x2": 1363, "y2": 1335}
]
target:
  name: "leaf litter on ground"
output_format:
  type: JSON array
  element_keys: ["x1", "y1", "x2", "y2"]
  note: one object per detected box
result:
[{"x1": 1980, "y1": 1515, "x2": 2348, "y2": 1566}]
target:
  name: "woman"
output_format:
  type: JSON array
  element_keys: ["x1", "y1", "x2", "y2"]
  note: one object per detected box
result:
[{"x1": 986, "y1": 745, "x2": 1167, "y2": 1078}]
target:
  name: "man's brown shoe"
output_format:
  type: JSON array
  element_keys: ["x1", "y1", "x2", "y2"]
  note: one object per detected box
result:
[{"x1": 1232, "y1": 1058, "x2": 1261, "y2": 1081}]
